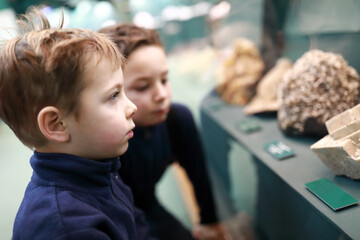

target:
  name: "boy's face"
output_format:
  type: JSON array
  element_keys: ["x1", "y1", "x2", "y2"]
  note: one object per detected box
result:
[
  {"x1": 123, "y1": 45, "x2": 171, "y2": 127},
  {"x1": 65, "y1": 57, "x2": 137, "y2": 160}
]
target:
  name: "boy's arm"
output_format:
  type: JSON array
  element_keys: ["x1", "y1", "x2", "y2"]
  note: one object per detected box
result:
[
  {"x1": 169, "y1": 104, "x2": 234, "y2": 239},
  {"x1": 192, "y1": 223, "x2": 231, "y2": 240},
  {"x1": 167, "y1": 103, "x2": 218, "y2": 224}
]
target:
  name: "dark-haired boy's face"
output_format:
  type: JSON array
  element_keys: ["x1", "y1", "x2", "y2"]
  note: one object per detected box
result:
[
  {"x1": 64, "y1": 57, "x2": 137, "y2": 160},
  {"x1": 123, "y1": 46, "x2": 171, "y2": 127}
]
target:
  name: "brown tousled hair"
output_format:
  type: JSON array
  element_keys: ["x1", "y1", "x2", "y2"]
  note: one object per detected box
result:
[
  {"x1": 0, "y1": 7, "x2": 124, "y2": 148},
  {"x1": 98, "y1": 23, "x2": 163, "y2": 58}
]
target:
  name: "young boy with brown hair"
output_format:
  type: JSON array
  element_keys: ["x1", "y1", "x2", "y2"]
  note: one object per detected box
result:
[
  {"x1": 99, "y1": 24, "x2": 228, "y2": 240},
  {"x1": 0, "y1": 8, "x2": 153, "y2": 240}
]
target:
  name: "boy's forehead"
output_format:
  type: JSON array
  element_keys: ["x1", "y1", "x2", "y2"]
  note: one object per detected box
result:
[{"x1": 83, "y1": 56, "x2": 123, "y2": 84}]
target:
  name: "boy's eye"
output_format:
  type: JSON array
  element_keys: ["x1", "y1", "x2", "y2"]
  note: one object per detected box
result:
[
  {"x1": 161, "y1": 78, "x2": 168, "y2": 84},
  {"x1": 110, "y1": 91, "x2": 120, "y2": 101},
  {"x1": 135, "y1": 85, "x2": 148, "y2": 92}
]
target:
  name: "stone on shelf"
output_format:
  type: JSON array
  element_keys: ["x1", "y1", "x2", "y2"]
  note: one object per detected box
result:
[{"x1": 311, "y1": 103, "x2": 360, "y2": 179}]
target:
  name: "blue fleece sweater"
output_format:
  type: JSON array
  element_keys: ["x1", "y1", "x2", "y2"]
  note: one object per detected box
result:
[{"x1": 12, "y1": 151, "x2": 153, "y2": 240}]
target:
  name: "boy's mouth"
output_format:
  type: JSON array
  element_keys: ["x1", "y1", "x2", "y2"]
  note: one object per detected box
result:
[
  {"x1": 127, "y1": 126, "x2": 135, "y2": 138},
  {"x1": 127, "y1": 130, "x2": 134, "y2": 138},
  {"x1": 153, "y1": 107, "x2": 169, "y2": 115}
]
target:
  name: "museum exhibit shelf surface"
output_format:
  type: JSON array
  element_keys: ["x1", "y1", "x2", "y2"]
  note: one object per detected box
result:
[{"x1": 200, "y1": 90, "x2": 360, "y2": 240}]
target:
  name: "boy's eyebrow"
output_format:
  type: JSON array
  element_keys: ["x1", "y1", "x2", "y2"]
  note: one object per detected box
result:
[
  {"x1": 105, "y1": 83, "x2": 123, "y2": 93},
  {"x1": 114, "y1": 83, "x2": 123, "y2": 90},
  {"x1": 133, "y1": 70, "x2": 169, "y2": 81},
  {"x1": 161, "y1": 70, "x2": 169, "y2": 76},
  {"x1": 135, "y1": 77, "x2": 148, "y2": 81},
  {"x1": 132, "y1": 77, "x2": 150, "y2": 83}
]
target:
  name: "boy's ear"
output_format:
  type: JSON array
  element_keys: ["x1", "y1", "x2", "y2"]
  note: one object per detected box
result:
[{"x1": 37, "y1": 106, "x2": 70, "y2": 143}]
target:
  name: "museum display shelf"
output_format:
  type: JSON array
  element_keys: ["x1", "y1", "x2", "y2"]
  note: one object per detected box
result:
[{"x1": 200, "y1": 90, "x2": 360, "y2": 240}]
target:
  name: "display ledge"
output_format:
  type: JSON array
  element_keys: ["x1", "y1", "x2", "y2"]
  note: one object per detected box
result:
[{"x1": 201, "y1": 90, "x2": 360, "y2": 239}]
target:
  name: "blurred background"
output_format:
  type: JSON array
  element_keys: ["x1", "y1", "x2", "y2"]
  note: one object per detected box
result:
[
  {"x1": 0, "y1": 0, "x2": 262, "y2": 52},
  {"x1": 1, "y1": 0, "x2": 359, "y2": 239}
]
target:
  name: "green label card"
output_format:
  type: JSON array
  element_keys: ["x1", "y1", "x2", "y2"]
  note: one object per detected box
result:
[
  {"x1": 305, "y1": 178, "x2": 358, "y2": 211},
  {"x1": 235, "y1": 119, "x2": 261, "y2": 133},
  {"x1": 264, "y1": 140, "x2": 295, "y2": 160}
]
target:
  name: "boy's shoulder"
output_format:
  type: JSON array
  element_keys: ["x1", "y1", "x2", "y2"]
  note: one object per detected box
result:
[
  {"x1": 167, "y1": 103, "x2": 198, "y2": 141},
  {"x1": 13, "y1": 175, "x2": 136, "y2": 240},
  {"x1": 171, "y1": 102, "x2": 190, "y2": 112},
  {"x1": 169, "y1": 103, "x2": 193, "y2": 122},
  {"x1": 13, "y1": 181, "x2": 65, "y2": 240}
]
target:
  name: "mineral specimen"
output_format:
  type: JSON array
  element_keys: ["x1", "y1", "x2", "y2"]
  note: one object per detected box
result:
[
  {"x1": 216, "y1": 38, "x2": 264, "y2": 105},
  {"x1": 311, "y1": 104, "x2": 360, "y2": 179},
  {"x1": 244, "y1": 58, "x2": 292, "y2": 115},
  {"x1": 278, "y1": 49, "x2": 360, "y2": 137}
]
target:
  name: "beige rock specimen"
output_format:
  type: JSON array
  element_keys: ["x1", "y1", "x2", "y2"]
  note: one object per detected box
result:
[
  {"x1": 244, "y1": 58, "x2": 292, "y2": 115},
  {"x1": 216, "y1": 38, "x2": 264, "y2": 105},
  {"x1": 311, "y1": 104, "x2": 360, "y2": 179},
  {"x1": 278, "y1": 49, "x2": 360, "y2": 137}
]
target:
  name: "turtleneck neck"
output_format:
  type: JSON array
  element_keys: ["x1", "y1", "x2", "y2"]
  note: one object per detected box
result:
[{"x1": 31, "y1": 151, "x2": 121, "y2": 193}]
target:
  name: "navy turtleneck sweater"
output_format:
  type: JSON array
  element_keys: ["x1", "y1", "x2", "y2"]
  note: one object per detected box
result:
[
  {"x1": 13, "y1": 151, "x2": 153, "y2": 240},
  {"x1": 120, "y1": 103, "x2": 218, "y2": 224}
]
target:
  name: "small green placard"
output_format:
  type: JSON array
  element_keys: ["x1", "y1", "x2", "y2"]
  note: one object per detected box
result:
[
  {"x1": 235, "y1": 119, "x2": 261, "y2": 133},
  {"x1": 305, "y1": 178, "x2": 358, "y2": 211},
  {"x1": 264, "y1": 140, "x2": 295, "y2": 160}
]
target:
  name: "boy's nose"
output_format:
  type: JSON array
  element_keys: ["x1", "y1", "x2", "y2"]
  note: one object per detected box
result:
[
  {"x1": 154, "y1": 83, "x2": 167, "y2": 101},
  {"x1": 126, "y1": 98, "x2": 137, "y2": 118}
]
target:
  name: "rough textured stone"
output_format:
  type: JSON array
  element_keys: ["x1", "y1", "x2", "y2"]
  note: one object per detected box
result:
[
  {"x1": 216, "y1": 38, "x2": 264, "y2": 105},
  {"x1": 278, "y1": 49, "x2": 360, "y2": 138}
]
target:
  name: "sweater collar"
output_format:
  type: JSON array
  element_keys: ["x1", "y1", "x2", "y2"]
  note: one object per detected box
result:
[{"x1": 31, "y1": 151, "x2": 121, "y2": 189}]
